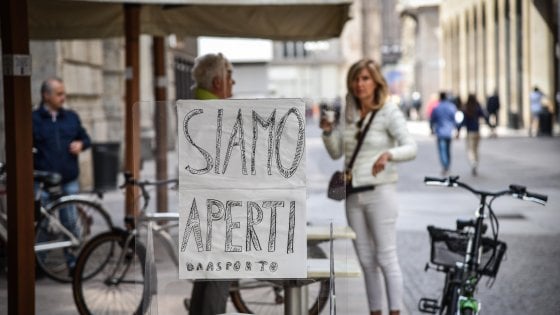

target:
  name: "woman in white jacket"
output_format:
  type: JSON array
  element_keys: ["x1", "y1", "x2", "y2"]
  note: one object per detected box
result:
[{"x1": 321, "y1": 59, "x2": 417, "y2": 315}]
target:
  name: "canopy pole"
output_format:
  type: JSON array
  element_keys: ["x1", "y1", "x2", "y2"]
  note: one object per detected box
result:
[
  {"x1": 125, "y1": 4, "x2": 141, "y2": 216},
  {"x1": 153, "y1": 36, "x2": 168, "y2": 213},
  {"x1": 1, "y1": 0, "x2": 35, "y2": 314}
]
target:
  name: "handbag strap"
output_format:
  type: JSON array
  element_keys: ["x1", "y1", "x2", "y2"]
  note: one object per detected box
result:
[{"x1": 347, "y1": 109, "x2": 378, "y2": 171}]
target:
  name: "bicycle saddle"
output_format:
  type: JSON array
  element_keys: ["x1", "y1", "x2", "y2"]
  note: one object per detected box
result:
[{"x1": 34, "y1": 170, "x2": 62, "y2": 187}]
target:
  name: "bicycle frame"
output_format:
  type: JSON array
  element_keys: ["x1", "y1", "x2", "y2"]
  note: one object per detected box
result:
[{"x1": 0, "y1": 181, "x2": 82, "y2": 253}]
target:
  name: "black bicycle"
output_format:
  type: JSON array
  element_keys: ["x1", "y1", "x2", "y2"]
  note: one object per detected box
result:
[{"x1": 418, "y1": 176, "x2": 548, "y2": 315}]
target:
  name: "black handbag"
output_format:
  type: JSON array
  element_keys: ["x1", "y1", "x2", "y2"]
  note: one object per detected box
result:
[{"x1": 327, "y1": 110, "x2": 377, "y2": 201}]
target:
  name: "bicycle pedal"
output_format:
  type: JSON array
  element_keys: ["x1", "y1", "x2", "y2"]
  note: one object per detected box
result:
[{"x1": 418, "y1": 298, "x2": 439, "y2": 314}]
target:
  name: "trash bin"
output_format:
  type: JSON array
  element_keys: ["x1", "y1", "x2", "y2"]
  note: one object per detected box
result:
[
  {"x1": 508, "y1": 112, "x2": 520, "y2": 129},
  {"x1": 92, "y1": 142, "x2": 120, "y2": 191},
  {"x1": 538, "y1": 108, "x2": 553, "y2": 136}
]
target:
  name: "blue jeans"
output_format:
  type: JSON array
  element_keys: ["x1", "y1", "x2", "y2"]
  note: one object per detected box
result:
[
  {"x1": 35, "y1": 179, "x2": 80, "y2": 268},
  {"x1": 437, "y1": 138, "x2": 451, "y2": 171}
]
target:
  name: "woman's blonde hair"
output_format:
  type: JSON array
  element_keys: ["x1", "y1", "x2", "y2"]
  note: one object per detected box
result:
[{"x1": 346, "y1": 59, "x2": 389, "y2": 108}]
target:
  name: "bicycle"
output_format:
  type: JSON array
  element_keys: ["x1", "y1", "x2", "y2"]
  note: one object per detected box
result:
[
  {"x1": 72, "y1": 172, "x2": 329, "y2": 315},
  {"x1": 0, "y1": 162, "x2": 113, "y2": 282},
  {"x1": 417, "y1": 176, "x2": 548, "y2": 315}
]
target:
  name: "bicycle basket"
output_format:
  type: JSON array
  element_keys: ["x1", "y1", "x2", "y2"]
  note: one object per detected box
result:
[{"x1": 427, "y1": 226, "x2": 507, "y2": 277}]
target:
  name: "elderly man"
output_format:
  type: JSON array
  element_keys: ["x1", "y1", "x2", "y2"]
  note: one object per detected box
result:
[
  {"x1": 32, "y1": 77, "x2": 91, "y2": 269},
  {"x1": 187, "y1": 53, "x2": 235, "y2": 315}
]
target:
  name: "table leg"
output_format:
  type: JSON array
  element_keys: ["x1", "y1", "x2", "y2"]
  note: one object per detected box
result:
[{"x1": 284, "y1": 285, "x2": 303, "y2": 315}]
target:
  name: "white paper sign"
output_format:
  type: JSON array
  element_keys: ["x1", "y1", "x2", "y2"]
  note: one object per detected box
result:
[{"x1": 177, "y1": 99, "x2": 307, "y2": 279}]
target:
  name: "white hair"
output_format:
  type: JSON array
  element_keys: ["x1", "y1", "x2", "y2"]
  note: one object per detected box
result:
[{"x1": 192, "y1": 53, "x2": 232, "y2": 91}]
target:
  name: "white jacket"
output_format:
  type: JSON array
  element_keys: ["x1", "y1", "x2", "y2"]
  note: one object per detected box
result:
[{"x1": 322, "y1": 100, "x2": 417, "y2": 187}]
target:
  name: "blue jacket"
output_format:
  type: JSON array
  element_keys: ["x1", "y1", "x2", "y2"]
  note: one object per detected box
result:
[
  {"x1": 430, "y1": 100, "x2": 457, "y2": 139},
  {"x1": 32, "y1": 104, "x2": 91, "y2": 183}
]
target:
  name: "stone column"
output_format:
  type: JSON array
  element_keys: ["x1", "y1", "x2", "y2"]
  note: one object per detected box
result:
[
  {"x1": 443, "y1": 24, "x2": 452, "y2": 91},
  {"x1": 521, "y1": 0, "x2": 531, "y2": 125},
  {"x1": 486, "y1": 0, "x2": 498, "y2": 100},
  {"x1": 454, "y1": 19, "x2": 460, "y2": 94},
  {"x1": 459, "y1": 12, "x2": 468, "y2": 98},
  {"x1": 508, "y1": 0, "x2": 521, "y2": 128},
  {"x1": 497, "y1": 0, "x2": 509, "y2": 128},
  {"x1": 476, "y1": 3, "x2": 486, "y2": 100}
]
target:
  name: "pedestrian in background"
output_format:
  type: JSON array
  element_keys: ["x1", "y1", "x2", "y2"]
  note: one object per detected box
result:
[
  {"x1": 529, "y1": 86, "x2": 544, "y2": 137},
  {"x1": 321, "y1": 59, "x2": 417, "y2": 315},
  {"x1": 458, "y1": 94, "x2": 492, "y2": 176},
  {"x1": 411, "y1": 91, "x2": 422, "y2": 120},
  {"x1": 430, "y1": 91, "x2": 457, "y2": 176},
  {"x1": 187, "y1": 52, "x2": 235, "y2": 315},
  {"x1": 486, "y1": 90, "x2": 500, "y2": 137},
  {"x1": 32, "y1": 77, "x2": 91, "y2": 270}
]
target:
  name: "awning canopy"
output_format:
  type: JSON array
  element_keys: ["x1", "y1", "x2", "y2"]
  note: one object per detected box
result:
[{"x1": 27, "y1": 0, "x2": 352, "y2": 40}]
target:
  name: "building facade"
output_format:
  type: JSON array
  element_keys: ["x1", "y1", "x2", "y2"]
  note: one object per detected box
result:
[
  {"x1": 0, "y1": 36, "x2": 196, "y2": 188},
  {"x1": 398, "y1": 0, "x2": 442, "y2": 116},
  {"x1": 440, "y1": 0, "x2": 558, "y2": 129}
]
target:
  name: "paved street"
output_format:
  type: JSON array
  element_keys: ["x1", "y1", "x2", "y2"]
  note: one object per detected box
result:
[{"x1": 1, "y1": 120, "x2": 559, "y2": 314}]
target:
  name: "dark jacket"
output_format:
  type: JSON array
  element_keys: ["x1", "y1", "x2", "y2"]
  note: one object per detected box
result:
[
  {"x1": 460, "y1": 104, "x2": 491, "y2": 133},
  {"x1": 32, "y1": 104, "x2": 91, "y2": 183},
  {"x1": 486, "y1": 95, "x2": 500, "y2": 113}
]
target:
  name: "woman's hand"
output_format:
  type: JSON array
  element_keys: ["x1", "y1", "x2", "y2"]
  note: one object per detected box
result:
[{"x1": 372, "y1": 152, "x2": 392, "y2": 176}]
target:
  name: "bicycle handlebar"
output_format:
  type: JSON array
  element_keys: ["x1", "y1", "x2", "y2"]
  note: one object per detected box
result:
[
  {"x1": 119, "y1": 172, "x2": 178, "y2": 189},
  {"x1": 119, "y1": 172, "x2": 179, "y2": 211},
  {"x1": 424, "y1": 176, "x2": 548, "y2": 205}
]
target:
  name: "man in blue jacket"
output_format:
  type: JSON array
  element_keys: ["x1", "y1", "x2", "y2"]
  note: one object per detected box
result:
[
  {"x1": 430, "y1": 91, "x2": 457, "y2": 175},
  {"x1": 33, "y1": 77, "x2": 91, "y2": 268}
]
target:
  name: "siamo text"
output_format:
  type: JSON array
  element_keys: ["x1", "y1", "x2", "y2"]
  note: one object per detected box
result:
[{"x1": 182, "y1": 107, "x2": 305, "y2": 178}]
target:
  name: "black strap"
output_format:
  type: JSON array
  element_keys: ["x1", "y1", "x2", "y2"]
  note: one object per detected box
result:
[{"x1": 346, "y1": 109, "x2": 377, "y2": 171}]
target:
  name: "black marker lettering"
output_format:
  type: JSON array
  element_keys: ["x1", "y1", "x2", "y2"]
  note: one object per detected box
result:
[
  {"x1": 225, "y1": 201, "x2": 242, "y2": 252},
  {"x1": 263, "y1": 201, "x2": 284, "y2": 252},
  {"x1": 206, "y1": 199, "x2": 225, "y2": 251},
  {"x1": 223, "y1": 109, "x2": 248, "y2": 175},
  {"x1": 275, "y1": 107, "x2": 305, "y2": 178},
  {"x1": 251, "y1": 110, "x2": 276, "y2": 175},
  {"x1": 183, "y1": 109, "x2": 213, "y2": 174},
  {"x1": 180, "y1": 198, "x2": 204, "y2": 252},
  {"x1": 246, "y1": 201, "x2": 263, "y2": 251},
  {"x1": 287, "y1": 201, "x2": 295, "y2": 254},
  {"x1": 215, "y1": 109, "x2": 223, "y2": 174}
]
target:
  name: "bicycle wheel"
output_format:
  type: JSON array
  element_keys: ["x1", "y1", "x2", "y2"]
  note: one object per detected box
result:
[
  {"x1": 35, "y1": 198, "x2": 113, "y2": 282},
  {"x1": 72, "y1": 230, "x2": 149, "y2": 315},
  {"x1": 230, "y1": 244, "x2": 330, "y2": 315}
]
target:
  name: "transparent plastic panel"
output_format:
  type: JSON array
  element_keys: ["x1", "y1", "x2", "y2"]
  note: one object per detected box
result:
[{"x1": 130, "y1": 99, "x2": 356, "y2": 315}]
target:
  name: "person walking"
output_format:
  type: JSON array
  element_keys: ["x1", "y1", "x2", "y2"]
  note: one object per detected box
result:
[
  {"x1": 430, "y1": 91, "x2": 457, "y2": 176},
  {"x1": 187, "y1": 53, "x2": 235, "y2": 315},
  {"x1": 486, "y1": 90, "x2": 500, "y2": 137},
  {"x1": 32, "y1": 77, "x2": 91, "y2": 269},
  {"x1": 458, "y1": 94, "x2": 492, "y2": 176},
  {"x1": 529, "y1": 86, "x2": 544, "y2": 137},
  {"x1": 321, "y1": 59, "x2": 417, "y2": 315}
]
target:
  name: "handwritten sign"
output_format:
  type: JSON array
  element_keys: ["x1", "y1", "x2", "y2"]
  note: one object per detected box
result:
[{"x1": 177, "y1": 99, "x2": 307, "y2": 279}]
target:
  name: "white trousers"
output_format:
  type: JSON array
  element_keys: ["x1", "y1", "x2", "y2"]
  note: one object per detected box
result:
[{"x1": 346, "y1": 184, "x2": 403, "y2": 311}]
